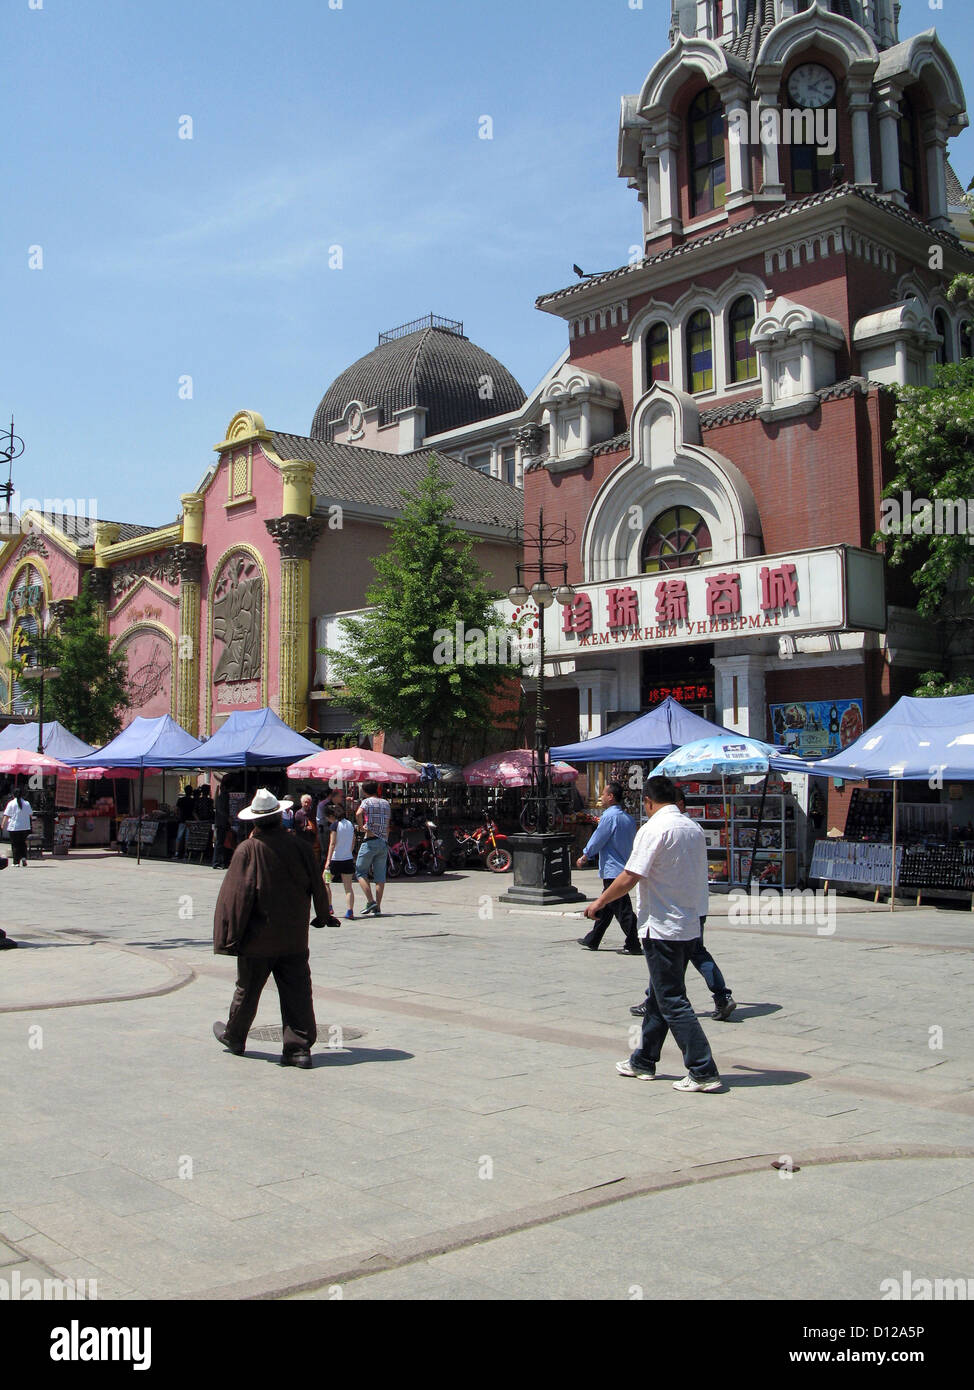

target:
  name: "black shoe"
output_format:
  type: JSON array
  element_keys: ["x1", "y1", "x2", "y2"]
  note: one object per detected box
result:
[
  {"x1": 619, "y1": 946, "x2": 643, "y2": 955},
  {"x1": 279, "y1": 1052, "x2": 313, "y2": 1069},
  {"x1": 0, "y1": 937, "x2": 18, "y2": 950},
  {"x1": 629, "y1": 1001, "x2": 648, "y2": 1016},
  {"x1": 712, "y1": 997, "x2": 737, "y2": 1021},
  {"x1": 212, "y1": 1021, "x2": 244, "y2": 1055},
  {"x1": 576, "y1": 937, "x2": 598, "y2": 950}
]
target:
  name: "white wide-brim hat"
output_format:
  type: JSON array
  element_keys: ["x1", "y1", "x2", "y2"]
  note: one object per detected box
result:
[{"x1": 238, "y1": 788, "x2": 293, "y2": 820}]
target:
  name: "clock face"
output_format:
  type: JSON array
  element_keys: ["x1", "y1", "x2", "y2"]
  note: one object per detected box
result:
[{"x1": 788, "y1": 63, "x2": 837, "y2": 110}]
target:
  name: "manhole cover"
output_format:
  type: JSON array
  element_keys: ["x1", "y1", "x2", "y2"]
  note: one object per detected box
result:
[{"x1": 248, "y1": 1025, "x2": 365, "y2": 1043}]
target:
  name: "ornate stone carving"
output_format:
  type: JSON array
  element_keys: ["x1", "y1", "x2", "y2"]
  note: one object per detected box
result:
[
  {"x1": 171, "y1": 542, "x2": 205, "y2": 585},
  {"x1": 17, "y1": 535, "x2": 49, "y2": 559},
  {"x1": 50, "y1": 598, "x2": 75, "y2": 627},
  {"x1": 216, "y1": 679, "x2": 261, "y2": 707},
  {"x1": 265, "y1": 514, "x2": 324, "y2": 561},
  {"x1": 111, "y1": 551, "x2": 180, "y2": 597},
  {"x1": 212, "y1": 554, "x2": 262, "y2": 685},
  {"x1": 86, "y1": 569, "x2": 112, "y2": 604}
]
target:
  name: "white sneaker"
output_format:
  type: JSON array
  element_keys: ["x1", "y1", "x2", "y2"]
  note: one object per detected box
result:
[
  {"x1": 673, "y1": 1074, "x2": 723, "y2": 1093},
  {"x1": 616, "y1": 1059, "x2": 656, "y2": 1079}
]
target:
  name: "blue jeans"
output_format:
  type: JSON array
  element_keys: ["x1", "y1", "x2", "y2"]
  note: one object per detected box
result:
[
  {"x1": 630, "y1": 937, "x2": 718, "y2": 1081},
  {"x1": 688, "y1": 924, "x2": 730, "y2": 1005},
  {"x1": 641, "y1": 920, "x2": 730, "y2": 1007}
]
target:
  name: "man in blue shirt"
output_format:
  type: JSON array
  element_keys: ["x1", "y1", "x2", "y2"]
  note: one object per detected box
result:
[{"x1": 575, "y1": 781, "x2": 640, "y2": 954}]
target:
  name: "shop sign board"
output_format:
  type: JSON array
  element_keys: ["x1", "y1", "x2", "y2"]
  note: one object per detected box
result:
[
  {"x1": 511, "y1": 545, "x2": 885, "y2": 659},
  {"x1": 770, "y1": 699, "x2": 864, "y2": 758}
]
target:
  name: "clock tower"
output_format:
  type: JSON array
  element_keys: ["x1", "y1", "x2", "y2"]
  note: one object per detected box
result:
[{"x1": 525, "y1": 0, "x2": 974, "y2": 814}]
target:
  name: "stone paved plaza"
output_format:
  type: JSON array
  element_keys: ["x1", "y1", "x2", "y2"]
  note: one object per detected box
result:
[{"x1": 1, "y1": 850, "x2": 973, "y2": 1301}]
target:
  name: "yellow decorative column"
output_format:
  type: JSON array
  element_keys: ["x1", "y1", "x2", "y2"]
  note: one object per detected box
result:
[
  {"x1": 266, "y1": 460, "x2": 320, "y2": 731},
  {"x1": 173, "y1": 493, "x2": 205, "y2": 735},
  {"x1": 90, "y1": 522, "x2": 121, "y2": 634}
]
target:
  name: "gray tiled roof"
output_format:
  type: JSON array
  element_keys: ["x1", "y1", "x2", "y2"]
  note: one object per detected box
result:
[
  {"x1": 946, "y1": 160, "x2": 968, "y2": 208},
  {"x1": 271, "y1": 432, "x2": 521, "y2": 532},
  {"x1": 310, "y1": 325, "x2": 525, "y2": 441},
  {"x1": 32, "y1": 514, "x2": 163, "y2": 545},
  {"x1": 537, "y1": 185, "x2": 974, "y2": 310}
]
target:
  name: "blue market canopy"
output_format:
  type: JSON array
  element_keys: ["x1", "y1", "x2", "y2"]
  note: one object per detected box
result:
[
  {"x1": 186, "y1": 708, "x2": 321, "y2": 768},
  {"x1": 0, "y1": 721, "x2": 94, "y2": 760},
  {"x1": 551, "y1": 698, "x2": 733, "y2": 763},
  {"x1": 652, "y1": 734, "x2": 785, "y2": 780},
  {"x1": 774, "y1": 695, "x2": 974, "y2": 782},
  {"x1": 66, "y1": 715, "x2": 203, "y2": 769}
]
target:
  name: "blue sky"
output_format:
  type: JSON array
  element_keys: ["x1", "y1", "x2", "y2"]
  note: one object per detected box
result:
[{"x1": 3, "y1": 0, "x2": 972, "y2": 527}]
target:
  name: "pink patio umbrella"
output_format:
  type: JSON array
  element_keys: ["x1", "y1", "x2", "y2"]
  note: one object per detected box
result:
[
  {"x1": 0, "y1": 748, "x2": 72, "y2": 777},
  {"x1": 462, "y1": 749, "x2": 579, "y2": 788},
  {"x1": 286, "y1": 748, "x2": 420, "y2": 785}
]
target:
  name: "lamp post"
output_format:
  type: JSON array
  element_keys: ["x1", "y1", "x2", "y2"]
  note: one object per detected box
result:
[
  {"x1": 33, "y1": 620, "x2": 61, "y2": 755},
  {"x1": 498, "y1": 509, "x2": 587, "y2": 906}
]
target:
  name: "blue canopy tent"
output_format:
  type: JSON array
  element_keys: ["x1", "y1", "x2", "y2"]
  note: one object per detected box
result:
[
  {"x1": 0, "y1": 721, "x2": 94, "y2": 760},
  {"x1": 551, "y1": 697, "x2": 734, "y2": 763},
  {"x1": 186, "y1": 708, "x2": 321, "y2": 768},
  {"x1": 67, "y1": 715, "x2": 204, "y2": 864},
  {"x1": 767, "y1": 696, "x2": 974, "y2": 909}
]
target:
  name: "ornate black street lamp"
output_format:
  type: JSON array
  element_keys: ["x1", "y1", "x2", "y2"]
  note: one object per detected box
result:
[{"x1": 499, "y1": 509, "x2": 586, "y2": 907}]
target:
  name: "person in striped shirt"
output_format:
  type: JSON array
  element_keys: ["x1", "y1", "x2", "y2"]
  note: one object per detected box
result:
[{"x1": 355, "y1": 781, "x2": 391, "y2": 917}]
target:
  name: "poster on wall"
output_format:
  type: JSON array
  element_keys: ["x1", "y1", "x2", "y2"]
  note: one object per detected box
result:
[{"x1": 769, "y1": 699, "x2": 864, "y2": 758}]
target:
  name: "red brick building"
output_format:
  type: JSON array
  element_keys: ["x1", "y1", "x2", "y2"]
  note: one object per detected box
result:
[{"x1": 512, "y1": 0, "x2": 973, "y2": 811}]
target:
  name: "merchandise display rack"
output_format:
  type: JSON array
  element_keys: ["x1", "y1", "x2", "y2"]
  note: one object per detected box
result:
[{"x1": 681, "y1": 778, "x2": 797, "y2": 889}]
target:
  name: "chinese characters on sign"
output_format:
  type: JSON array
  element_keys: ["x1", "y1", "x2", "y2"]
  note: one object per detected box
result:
[
  {"x1": 645, "y1": 683, "x2": 714, "y2": 705},
  {"x1": 564, "y1": 561, "x2": 802, "y2": 645}
]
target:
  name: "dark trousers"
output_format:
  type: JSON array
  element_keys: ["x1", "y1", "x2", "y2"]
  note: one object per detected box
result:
[
  {"x1": 640, "y1": 919, "x2": 730, "y2": 1006},
  {"x1": 8, "y1": 831, "x2": 28, "y2": 864},
  {"x1": 631, "y1": 937, "x2": 718, "y2": 1081},
  {"x1": 225, "y1": 951, "x2": 317, "y2": 1056},
  {"x1": 582, "y1": 878, "x2": 639, "y2": 950},
  {"x1": 212, "y1": 823, "x2": 230, "y2": 868}
]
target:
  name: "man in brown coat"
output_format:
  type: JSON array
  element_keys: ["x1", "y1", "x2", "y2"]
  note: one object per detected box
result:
[{"x1": 212, "y1": 788, "x2": 336, "y2": 1068}]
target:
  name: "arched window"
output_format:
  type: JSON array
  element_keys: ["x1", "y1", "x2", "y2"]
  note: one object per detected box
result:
[
  {"x1": 641, "y1": 507, "x2": 713, "y2": 572},
  {"x1": 686, "y1": 310, "x2": 714, "y2": 392},
  {"x1": 934, "y1": 310, "x2": 952, "y2": 365},
  {"x1": 689, "y1": 88, "x2": 726, "y2": 216},
  {"x1": 646, "y1": 322, "x2": 671, "y2": 384},
  {"x1": 898, "y1": 93, "x2": 919, "y2": 212},
  {"x1": 728, "y1": 296, "x2": 757, "y2": 383},
  {"x1": 960, "y1": 321, "x2": 974, "y2": 360}
]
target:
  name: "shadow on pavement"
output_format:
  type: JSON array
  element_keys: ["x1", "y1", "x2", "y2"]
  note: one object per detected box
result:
[
  {"x1": 726, "y1": 1064, "x2": 810, "y2": 1086},
  {"x1": 239, "y1": 1046, "x2": 414, "y2": 1067},
  {"x1": 700, "y1": 1002, "x2": 783, "y2": 1021}
]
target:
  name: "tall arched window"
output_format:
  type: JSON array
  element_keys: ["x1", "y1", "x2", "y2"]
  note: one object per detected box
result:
[
  {"x1": 934, "y1": 309, "x2": 952, "y2": 365},
  {"x1": 646, "y1": 322, "x2": 671, "y2": 384},
  {"x1": 689, "y1": 88, "x2": 726, "y2": 216},
  {"x1": 686, "y1": 310, "x2": 714, "y2": 392},
  {"x1": 641, "y1": 507, "x2": 713, "y2": 572},
  {"x1": 898, "y1": 93, "x2": 919, "y2": 212},
  {"x1": 960, "y1": 321, "x2": 974, "y2": 360},
  {"x1": 728, "y1": 296, "x2": 757, "y2": 383}
]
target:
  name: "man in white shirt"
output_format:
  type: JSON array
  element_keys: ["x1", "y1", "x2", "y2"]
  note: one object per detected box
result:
[{"x1": 584, "y1": 774, "x2": 721, "y2": 1093}]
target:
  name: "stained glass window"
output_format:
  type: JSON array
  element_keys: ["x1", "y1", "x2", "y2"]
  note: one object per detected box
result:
[
  {"x1": 686, "y1": 310, "x2": 714, "y2": 393},
  {"x1": 647, "y1": 322, "x2": 670, "y2": 383},
  {"x1": 689, "y1": 89, "x2": 726, "y2": 216},
  {"x1": 791, "y1": 137, "x2": 836, "y2": 196},
  {"x1": 728, "y1": 297, "x2": 757, "y2": 383},
  {"x1": 642, "y1": 507, "x2": 713, "y2": 572}
]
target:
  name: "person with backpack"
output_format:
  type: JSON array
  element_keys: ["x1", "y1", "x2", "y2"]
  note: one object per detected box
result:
[{"x1": 2, "y1": 788, "x2": 34, "y2": 868}]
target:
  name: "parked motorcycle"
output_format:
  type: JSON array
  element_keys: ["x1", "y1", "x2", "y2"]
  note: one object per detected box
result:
[
  {"x1": 449, "y1": 816, "x2": 512, "y2": 873},
  {"x1": 416, "y1": 818, "x2": 446, "y2": 875}
]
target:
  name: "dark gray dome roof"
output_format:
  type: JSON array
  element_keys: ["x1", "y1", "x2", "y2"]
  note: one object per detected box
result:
[{"x1": 311, "y1": 318, "x2": 525, "y2": 441}]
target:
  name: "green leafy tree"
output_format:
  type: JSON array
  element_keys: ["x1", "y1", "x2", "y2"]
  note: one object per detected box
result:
[
  {"x1": 876, "y1": 269, "x2": 974, "y2": 687},
  {"x1": 321, "y1": 455, "x2": 519, "y2": 759},
  {"x1": 913, "y1": 670, "x2": 974, "y2": 698},
  {"x1": 13, "y1": 578, "x2": 130, "y2": 744}
]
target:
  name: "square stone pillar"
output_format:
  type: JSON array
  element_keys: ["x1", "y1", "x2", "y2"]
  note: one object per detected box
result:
[{"x1": 712, "y1": 652, "x2": 767, "y2": 738}]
